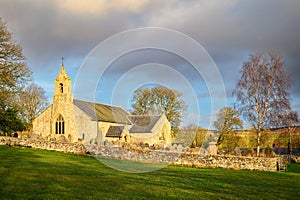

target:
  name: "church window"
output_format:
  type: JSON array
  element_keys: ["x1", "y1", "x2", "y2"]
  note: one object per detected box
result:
[
  {"x1": 55, "y1": 115, "x2": 65, "y2": 134},
  {"x1": 82, "y1": 133, "x2": 85, "y2": 140},
  {"x1": 59, "y1": 83, "x2": 64, "y2": 93}
]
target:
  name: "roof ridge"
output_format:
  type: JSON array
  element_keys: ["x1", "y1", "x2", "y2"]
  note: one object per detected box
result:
[
  {"x1": 127, "y1": 114, "x2": 162, "y2": 117},
  {"x1": 73, "y1": 98, "x2": 129, "y2": 111}
]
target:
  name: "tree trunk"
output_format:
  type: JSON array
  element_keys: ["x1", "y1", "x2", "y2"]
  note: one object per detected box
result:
[
  {"x1": 256, "y1": 131, "x2": 261, "y2": 156},
  {"x1": 289, "y1": 129, "x2": 292, "y2": 156}
]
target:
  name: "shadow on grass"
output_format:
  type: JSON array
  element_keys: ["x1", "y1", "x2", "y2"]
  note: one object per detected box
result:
[{"x1": 96, "y1": 156, "x2": 167, "y2": 173}]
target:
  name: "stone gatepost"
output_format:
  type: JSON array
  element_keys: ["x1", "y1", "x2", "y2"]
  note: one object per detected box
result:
[{"x1": 207, "y1": 142, "x2": 218, "y2": 155}]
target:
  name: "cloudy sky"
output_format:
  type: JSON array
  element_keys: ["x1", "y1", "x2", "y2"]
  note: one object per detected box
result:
[{"x1": 1, "y1": 0, "x2": 300, "y2": 128}]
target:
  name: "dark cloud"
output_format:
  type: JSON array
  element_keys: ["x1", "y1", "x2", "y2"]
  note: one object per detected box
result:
[{"x1": 0, "y1": 0, "x2": 299, "y2": 126}]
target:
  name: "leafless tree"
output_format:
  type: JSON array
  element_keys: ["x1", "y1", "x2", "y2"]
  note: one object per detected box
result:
[
  {"x1": 234, "y1": 53, "x2": 292, "y2": 156},
  {"x1": 214, "y1": 107, "x2": 243, "y2": 146},
  {"x1": 18, "y1": 83, "x2": 48, "y2": 130}
]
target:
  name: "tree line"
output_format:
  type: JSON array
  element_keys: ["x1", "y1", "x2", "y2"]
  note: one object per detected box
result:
[
  {"x1": 214, "y1": 53, "x2": 298, "y2": 156},
  {"x1": 131, "y1": 53, "x2": 299, "y2": 156}
]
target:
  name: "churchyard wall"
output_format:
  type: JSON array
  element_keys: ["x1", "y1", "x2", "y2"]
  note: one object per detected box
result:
[
  {"x1": 0, "y1": 136, "x2": 284, "y2": 171},
  {"x1": 85, "y1": 143, "x2": 282, "y2": 171},
  {"x1": 0, "y1": 136, "x2": 86, "y2": 154}
]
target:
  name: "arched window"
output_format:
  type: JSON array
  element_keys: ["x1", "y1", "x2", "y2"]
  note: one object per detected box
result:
[
  {"x1": 55, "y1": 115, "x2": 65, "y2": 134},
  {"x1": 59, "y1": 83, "x2": 63, "y2": 93}
]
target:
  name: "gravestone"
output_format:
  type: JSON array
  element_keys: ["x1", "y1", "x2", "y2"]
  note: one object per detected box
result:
[
  {"x1": 177, "y1": 144, "x2": 183, "y2": 152},
  {"x1": 207, "y1": 142, "x2": 218, "y2": 155},
  {"x1": 235, "y1": 147, "x2": 242, "y2": 156},
  {"x1": 199, "y1": 148, "x2": 208, "y2": 156}
]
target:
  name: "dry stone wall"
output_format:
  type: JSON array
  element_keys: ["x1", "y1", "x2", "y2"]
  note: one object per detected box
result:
[
  {"x1": 0, "y1": 136, "x2": 86, "y2": 154},
  {"x1": 0, "y1": 136, "x2": 283, "y2": 171},
  {"x1": 85, "y1": 143, "x2": 282, "y2": 172},
  {"x1": 175, "y1": 154, "x2": 280, "y2": 171}
]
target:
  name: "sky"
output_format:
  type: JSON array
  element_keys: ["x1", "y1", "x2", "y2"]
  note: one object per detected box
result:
[{"x1": 0, "y1": 0, "x2": 300, "y2": 128}]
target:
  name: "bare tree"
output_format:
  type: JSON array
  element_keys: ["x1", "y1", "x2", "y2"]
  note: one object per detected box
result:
[
  {"x1": 214, "y1": 107, "x2": 243, "y2": 147},
  {"x1": 18, "y1": 83, "x2": 48, "y2": 130},
  {"x1": 234, "y1": 53, "x2": 292, "y2": 156},
  {"x1": 175, "y1": 124, "x2": 206, "y2": 148}
]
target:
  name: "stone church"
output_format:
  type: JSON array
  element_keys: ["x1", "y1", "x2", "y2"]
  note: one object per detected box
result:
[{"x1": 32, "y1": 65, "x2": 172, "y2": 146}]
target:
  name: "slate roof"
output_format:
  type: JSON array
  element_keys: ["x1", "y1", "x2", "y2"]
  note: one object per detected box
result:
[
  {"x1": 106, "y1": 126, "x2": 125, "y2": 137},
  {"x1": 73, "y1": 99, "x2": 131, "y2": 124},
  {"x1": 128, "y1": 115, "x2": 161, "y2": 133}
]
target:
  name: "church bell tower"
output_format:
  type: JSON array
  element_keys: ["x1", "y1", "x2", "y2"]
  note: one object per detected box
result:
[
  {"x1": 53, "y1": 64, "x2": 73, "y2": 103},
  {"x1": 51, "y1": 62, "x2": 76, "y2": 142}
]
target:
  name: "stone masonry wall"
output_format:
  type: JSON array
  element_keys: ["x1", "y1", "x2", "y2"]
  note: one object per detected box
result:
[
  {"x1": 175, "y1": 154, "x2": 280, "y2": 171},
  {"x1": 0, "y1": 136, "x2": 86, "y2": 154},
  {"x1": 85, "y1": 143, "x2": 282, "y2": 171},
  {"x1": 0, "y1": 136, "x2": 282, "y2": 171}
]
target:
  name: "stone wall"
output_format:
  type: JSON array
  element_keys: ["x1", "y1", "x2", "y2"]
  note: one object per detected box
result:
[
  {"x1": 0, "y1": 136, "x2": 86, "y2": 154},
  {"x1": 0, "y1": 136, "x2": 283, "y2": 171},
  {"x1": 85, "y1": 143, "x2": 283, "y2": 172},
  {"x1": 175, "y1": 154, "x2": 280, "y2": 171}
]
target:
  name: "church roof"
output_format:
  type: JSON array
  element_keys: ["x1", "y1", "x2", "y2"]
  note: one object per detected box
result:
[
  {"x1": 73, "y1": 99, "x2": 131, "y2": 124},
  {"x1": 128, "y1": 115, "x2": 161, "y2": 133},
  {"x1": 105, "y1": 126, "x2": 125, "y2": 137}
]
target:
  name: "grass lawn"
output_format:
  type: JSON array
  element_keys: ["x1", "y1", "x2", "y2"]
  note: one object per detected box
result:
[{"x1": 0, "y1": 145, "x2": 299, "y2": 199}]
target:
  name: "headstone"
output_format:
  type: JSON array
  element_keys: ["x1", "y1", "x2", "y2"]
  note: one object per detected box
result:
[
  {"x1": 177, "y1": 144, "x2": 183, "y2": 152},
  {"x1": 207, "y1": 142, "x2": 218, "y2": 155},
  {"x1": 193, "y1": 147, "x2": 200, "y2": 154},
  {"x1": 173, "y1": 144, "x2": 177, "y2": 150},
  {"x1": 199, "y1": 148, "x2": 208, "y2": 156},
  {"x1": 58, "y1": 135, "x2": 68, "y2": 142},
  {"x1": 170, "y1": 145, "x2": 175, "y2": 152},
  {"x1": 103, "y1": 140, "x2": 108, "y2": 146},
  {"x1": 235, "y1": 147, "x2": 242, "y2": 156}
]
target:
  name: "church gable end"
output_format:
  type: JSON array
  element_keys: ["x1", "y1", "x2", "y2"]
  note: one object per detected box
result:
[{"x1": 32, "y1": 105, "x2": 53, "y2": 137}]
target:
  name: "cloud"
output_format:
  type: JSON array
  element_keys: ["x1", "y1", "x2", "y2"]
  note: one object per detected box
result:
[
  {"x1": 0, "y1": 0, "x2": 158, "y2": 72},
  {"x1": 146, "y1": 1, "x2": 300, "y2": 63},
  {"x1": 57, "y1": 0, "x2": 151, "y2": 16},
  {"x1": 0, "y1": 0, "x2": 300, "y2": 126}
]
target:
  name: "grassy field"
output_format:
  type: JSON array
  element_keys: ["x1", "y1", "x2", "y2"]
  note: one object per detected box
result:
[{"x1": 0, "y1": 145, "x2": 299, "y2": 199}]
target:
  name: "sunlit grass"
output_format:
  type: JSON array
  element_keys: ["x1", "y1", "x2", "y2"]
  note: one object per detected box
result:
[{"x1": 0, "y1": 145, "x2": 299, "y2": 199}]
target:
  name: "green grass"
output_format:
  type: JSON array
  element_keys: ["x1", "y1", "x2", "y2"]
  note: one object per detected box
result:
[
  {"x1": 0, "y1": 145, "x2": 300, "y2": 199},
  {"x1": 287, "y1": 162, "x2": 300, "y2": 173}
]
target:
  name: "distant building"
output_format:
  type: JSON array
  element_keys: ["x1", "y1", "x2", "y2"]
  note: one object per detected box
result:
[{"x1": 32, "y1": 65, "x2": 172, "y2": 145}]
